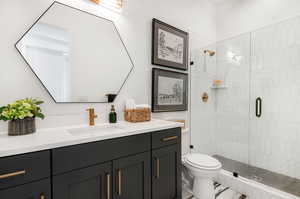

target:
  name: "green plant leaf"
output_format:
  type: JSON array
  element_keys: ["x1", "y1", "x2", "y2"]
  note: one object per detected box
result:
[
  {"x1": 35, "y1": 100, "x2": 44, "y2": 105},
  {"x1": 0, "y1": 98, "x2": 45, "y2": 121},
  {"x1": 36, "y1": 113, "x2": 45, "y2": 119}
]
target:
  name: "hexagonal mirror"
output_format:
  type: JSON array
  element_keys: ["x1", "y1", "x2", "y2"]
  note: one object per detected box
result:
[{"x1": 16, "y1": 2, "x2": 134, "y2": 103}]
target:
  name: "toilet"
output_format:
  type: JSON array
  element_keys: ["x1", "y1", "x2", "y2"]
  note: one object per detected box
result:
[{"x1": 183, "y1": 153, "x2": 222, "y2": 199}]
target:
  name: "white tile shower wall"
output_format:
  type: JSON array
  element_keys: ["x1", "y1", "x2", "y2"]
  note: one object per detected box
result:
[
  {"x1": 212, "y1": 16, "x2": 300, "y2": 179},
  {"x1": 213, "y1": 0, "x2": 300, "y2": 179},
  {"x1": 190, "y1": 1, "x2": 300, "y2": 181},
  {"x1": 0, "y1": 0, "x2": 217, "y2": 154},
  {"x1": 249, "y1": 16, "x2": 300, "y2": 179},
  {"x1": 216, "y1": 170, "x2": 300, "y2": 199},
  {"x1": 215, "y1": 33, "x2": 251, "y2": 164},
  {"x1": 190, "y1": 45, "x2": 217, "y2": 155},
  {"x1": 189, "y1": 0, "x2": 300, "y2": 160},
  {"x1": 207, "y1": 15, "x2": 300, "y2": 180}
]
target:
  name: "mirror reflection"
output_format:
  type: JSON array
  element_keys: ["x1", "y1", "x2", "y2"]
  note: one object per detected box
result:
[{"x1": 16, "y1": 2, "x2": 134, "y2": 103}]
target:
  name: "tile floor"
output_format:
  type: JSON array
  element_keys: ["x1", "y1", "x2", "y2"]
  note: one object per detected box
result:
[
  {"x1": 214, "y1": 155, "x2": 300, "y2": 197},
  {"x1": 183, "y1": 182, "x2": 247, "y2": 199}
]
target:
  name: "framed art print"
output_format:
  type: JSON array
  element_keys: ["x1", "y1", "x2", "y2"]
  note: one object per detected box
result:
[
  {"x1": 152, "y1": 68, "x2": 188, "y2": 112},
  {"x1": 152, "y1": 18, "x2": 189, "y2": 71}
]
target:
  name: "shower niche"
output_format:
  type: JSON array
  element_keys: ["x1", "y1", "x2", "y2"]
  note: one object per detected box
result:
[{"x1": 191, "y1": 16, "x2": 300, "y2": 197}]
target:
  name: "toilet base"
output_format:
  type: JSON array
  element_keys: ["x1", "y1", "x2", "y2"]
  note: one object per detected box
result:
[{"x1": 192, "y1": 178, "x2": 215, "y2": 199}]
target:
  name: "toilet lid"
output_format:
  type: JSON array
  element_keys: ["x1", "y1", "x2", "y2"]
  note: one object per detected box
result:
[{"x1": 185, "y1": 153, "x2": 221, "y2": 169}]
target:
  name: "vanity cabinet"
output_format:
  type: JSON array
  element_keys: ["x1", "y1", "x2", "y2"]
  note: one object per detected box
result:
[
  {"x1": 0, "y1": 127, "x2": 181, "y2": 199},
  {"x1": 53, "y1": 152, "x2": 151, "y2": 199},
  {"x1": 152, "y1": 128, "x2": 181, "y2": 199},
  {"x1": 53, "y1": 162, "x2": 111, "y2": 199},
  {"x1": 152, "y1": 145, "x2": 181, "y2": 199},
  {"x1": 0, "y1": 178, "x2": 51, "y2": 199},
  {"x1": 113, "y1": 152, "x2": 151, "y2": 199},
  {"x1": 0, "y1": 151, "x2": 50, "y2": 190},
  {"x1": 0, "y1": 151, "x2": 51, "y2": 199},
  {"x1": 52, "y1": 133, "x2": 151, "y2": 175}
]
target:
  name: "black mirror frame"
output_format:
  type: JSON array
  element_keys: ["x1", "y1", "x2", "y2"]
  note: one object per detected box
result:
[{"x1": 15, "y1": 1, "x2": 135, "y2": 103}]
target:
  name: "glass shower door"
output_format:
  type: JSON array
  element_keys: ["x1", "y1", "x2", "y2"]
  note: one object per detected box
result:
[
  {"x1": 190, "y1": 14, "x2": 300, "y2": 197},
  {"x1": 249, "y1": 16, "x2": 300, "y2": 180},
  {"x1": 190, "y1": 33, "x2": 251, "y2": 166},
  {"x1": 190, "y1": 45, "x2": 217, "y2": 156},
  {"x1": 214, "y1": 34, "x2": 251, "y2": 165}
]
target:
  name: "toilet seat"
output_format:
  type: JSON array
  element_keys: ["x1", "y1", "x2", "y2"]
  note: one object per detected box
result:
[{"x1": 185, "y1": 153, "x2": 221, "y2": 170}]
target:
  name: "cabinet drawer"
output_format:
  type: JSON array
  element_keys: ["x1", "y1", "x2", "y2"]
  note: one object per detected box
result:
[
  {"x1": 52, "y1": 133, "x2": 151, "y2": 175},
  {"x1": 0, "y1": 151, "x2": 50, "y2": 190},
  {"x1": 0, "y1": 178, "x2": 51, "y2": 199},
  {"x1": 53, "y1": 163, "x2": 111, "y2": 199},
  {"x1": 152, "y1": 128, "x2": 181, "y2": 149}
]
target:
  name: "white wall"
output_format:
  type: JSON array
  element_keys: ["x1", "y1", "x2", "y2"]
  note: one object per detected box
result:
[
  {"x1": 0, "y1": 0, "x2": 216, "y2": 154},
  {"x1": 216, "y1": 0, "x2": 300, "y2": 41}
]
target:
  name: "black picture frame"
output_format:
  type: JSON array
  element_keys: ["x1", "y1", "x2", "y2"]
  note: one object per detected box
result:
[
  {"x1": 152, "y1": 68, "x2": 188, "y2": 112},
  {"x1": 152, "y1": 18, "x2": 189, "y2": 71}
]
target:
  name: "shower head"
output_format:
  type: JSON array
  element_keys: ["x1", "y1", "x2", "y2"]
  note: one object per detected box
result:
[{"x1": 204, "y1": 50, "x2": 216, "y2": 56}]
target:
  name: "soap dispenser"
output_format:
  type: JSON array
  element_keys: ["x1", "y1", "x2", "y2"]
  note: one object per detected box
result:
[{"x1": 109, "y1": 105, "x2": 117, "y2": 123}]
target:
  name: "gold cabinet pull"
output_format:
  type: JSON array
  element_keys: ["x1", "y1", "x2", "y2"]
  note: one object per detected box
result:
[
  {"x1": 40, "y1": 194, "x2": 45, "y2": 199},
  {"x1": 156, "y1": 158, "x2": 160, "y2": 179},
  {"x1": 0, "y1": 170, "x2": 26, "y2": 179},
  {"x1": 117, "y1": 169, "x2": 122, "y2": 196},
  {"x1": 162, "y1": 136, "x2": 178, "y2": 142},
  {"x1": 106, "y1": 174, "x2": 111, "y2": 199}
]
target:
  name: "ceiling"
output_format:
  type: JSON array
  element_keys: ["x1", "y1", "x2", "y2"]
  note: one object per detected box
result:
[{"x1": 210, "y1": 0, "x2": 227, "y2": 4}]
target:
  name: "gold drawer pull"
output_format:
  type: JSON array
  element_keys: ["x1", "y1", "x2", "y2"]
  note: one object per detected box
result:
[
  {"x1": 106, "y1": 174, "x2": 111, "y2": 199},
  {"x1": 162, "y1": 136, "x2": 178, "y2": 142},
  {"x1": 0, "y1": 170, "x2": 26, "y2": 179},
  {"x1": 156, "y1": 158, "x2": 160, "y2": 179},
  {"x1": 118, "y1": 169, "x2": 122, "y2": 196}
]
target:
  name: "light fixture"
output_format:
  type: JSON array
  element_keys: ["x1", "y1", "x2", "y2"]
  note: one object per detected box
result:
[{"x1": 90, "y1": 0, "x2": 123, "y2": 11}]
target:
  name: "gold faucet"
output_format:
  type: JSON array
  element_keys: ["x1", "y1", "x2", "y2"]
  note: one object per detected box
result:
[{"x1": 86, "y1": 108, "x2": 98, "y2": 126}]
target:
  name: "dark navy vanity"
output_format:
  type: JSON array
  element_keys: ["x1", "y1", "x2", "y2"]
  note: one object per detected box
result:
[{"x1": 0, "y1": 127, "x2": 182, "y2": 199}]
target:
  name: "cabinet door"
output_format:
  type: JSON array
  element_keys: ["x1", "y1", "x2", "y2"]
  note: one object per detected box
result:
[
  {"x1": 0, "y1": 178, "x2": 51, "y2": 199},
  {"x1": 152, "y1": 145, "x2": 182, "y2": 199},
  {"x1": 53, "y1": 162, "x2": 112, "y2": 199},
  {"x1": 113, "y1": 152, "x2": 151, "y2": 199}
]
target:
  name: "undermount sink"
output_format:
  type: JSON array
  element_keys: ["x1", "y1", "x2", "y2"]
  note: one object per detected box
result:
[{"x1": 68, "y1": 124, "x2": 126, "y2": 136}]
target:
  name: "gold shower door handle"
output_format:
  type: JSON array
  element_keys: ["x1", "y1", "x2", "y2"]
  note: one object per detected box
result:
[
  {"x1": 0, "y1": 170, "x2": 26, "y2": 179},
  {"x1": 117, "y1": 169, "x2": 122, "y2": 196},
  {"x1": 106, "y1": 174, "x2": 111, "y2": 199}
]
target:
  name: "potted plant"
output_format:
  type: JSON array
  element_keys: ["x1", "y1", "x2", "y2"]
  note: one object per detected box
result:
[{"x1": 0, "y1": 98, "x2": 45, "y2": 136}]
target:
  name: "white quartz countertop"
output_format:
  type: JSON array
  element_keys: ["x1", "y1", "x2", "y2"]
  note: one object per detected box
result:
[{"x1": 0, "y1": 119, "x2": 183, "y2": 158}]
